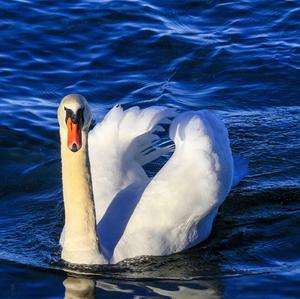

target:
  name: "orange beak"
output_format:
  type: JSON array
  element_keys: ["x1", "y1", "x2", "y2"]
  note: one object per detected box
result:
[{"x1": 66, "y1": 117, "x2": 82, "y2": 152}]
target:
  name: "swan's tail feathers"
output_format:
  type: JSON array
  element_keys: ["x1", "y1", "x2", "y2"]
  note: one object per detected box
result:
[{"x1": 232, "y1": 154, "x2": 248, "y2": 187}]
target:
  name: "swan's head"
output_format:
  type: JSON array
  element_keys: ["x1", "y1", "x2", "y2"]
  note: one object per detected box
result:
[{"x1": 58, "y1": 94, "x2": 92, "y2": 152}]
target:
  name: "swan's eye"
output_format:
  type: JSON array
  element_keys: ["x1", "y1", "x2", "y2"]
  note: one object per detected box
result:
[
  {"x1": 77, "y1": 108, "x2": 85, "y2": 126},
  {"x1": 64, "y1": 107, "x2": 73, "y2": 123}
]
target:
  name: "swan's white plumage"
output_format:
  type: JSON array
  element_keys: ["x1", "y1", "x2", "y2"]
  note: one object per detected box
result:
[
  {"x1": 88, "y1": 105, "x2": 175, "y2": 224},
  {"x1": 60, "y1": 99, "x2": 248, "y2": 264},
  {"x1": 112, "y1": 111, "x2": 234, "y2": 263}
]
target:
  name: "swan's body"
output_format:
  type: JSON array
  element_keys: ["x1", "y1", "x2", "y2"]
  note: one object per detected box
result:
[{"x1": 58, "y1": 94, "x2": 247, "y2": 265}]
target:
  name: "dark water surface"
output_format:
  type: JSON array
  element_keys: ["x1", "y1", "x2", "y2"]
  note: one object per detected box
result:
[{"x1": 0, "y1": 0, "x2": 299, "y2": 298}]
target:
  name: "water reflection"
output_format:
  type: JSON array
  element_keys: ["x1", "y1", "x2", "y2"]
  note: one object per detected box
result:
[
  {"x1": 144, "y1": 281, "x2": 221, "y2": 299},
  {"x1": 64, "y1": 275, "x2": 222, "y2": 298},
  {"x1": 64, "y1": 276, "x2": 95, "y2": 299}
]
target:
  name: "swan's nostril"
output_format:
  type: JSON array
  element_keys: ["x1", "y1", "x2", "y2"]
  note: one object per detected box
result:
[
  {"x1": 71, "y1": 143, "x2": 78, "y2": 152},
  {"x1": 68, "y1": 142, "x2": 81, "y2": 152}
]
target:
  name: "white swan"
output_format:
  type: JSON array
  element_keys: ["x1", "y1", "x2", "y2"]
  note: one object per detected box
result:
[{"x1": 57, "y1": 94, "x2": 247, "y2": 265}]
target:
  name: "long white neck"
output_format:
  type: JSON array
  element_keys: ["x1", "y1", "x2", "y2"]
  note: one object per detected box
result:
[{"x1": 60, "y1": 130, "x2": 106, "y2": 264}]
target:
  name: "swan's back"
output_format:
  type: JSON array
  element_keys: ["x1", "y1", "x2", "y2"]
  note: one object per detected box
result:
[{"x1": 112, "y1": 111, "x2": 234, "y2": 263}]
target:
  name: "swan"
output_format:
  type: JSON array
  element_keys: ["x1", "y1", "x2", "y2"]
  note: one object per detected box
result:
[{"x1": 57, "y1": 94, "x2": 247, "y2": 265}]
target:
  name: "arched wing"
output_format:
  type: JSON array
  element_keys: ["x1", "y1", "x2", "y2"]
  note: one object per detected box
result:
[
  {"x1": 113, "y1": 111, "x2": 235, "y2": 263},
  {"x1": 88, "y1": 105, "x2": 175, "y2": 259},
  {"x1": 88, "y1": 105, "x2": 175, "y2": 222}
]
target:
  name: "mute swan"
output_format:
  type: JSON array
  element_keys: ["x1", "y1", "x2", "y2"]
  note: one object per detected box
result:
[{"x1": 57, "y1": 94, "x2": 247, "y2": 265}]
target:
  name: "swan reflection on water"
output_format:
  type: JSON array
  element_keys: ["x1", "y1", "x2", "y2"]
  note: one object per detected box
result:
[
  {"x1": 63, "y1": 275, "x2": 221, "y2": 299},
  {"x1": 63, "y1": 276, "x2": 95, "y2": 299}
]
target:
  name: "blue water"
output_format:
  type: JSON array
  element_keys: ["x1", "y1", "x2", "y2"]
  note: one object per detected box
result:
[{"x1": 0, "y1": 0, "x2": 299, "y2": 298}]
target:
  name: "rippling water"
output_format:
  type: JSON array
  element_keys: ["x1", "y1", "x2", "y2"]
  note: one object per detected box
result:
[{"x1": 0, "y1": 0, "x2": 299, "y2": 298}]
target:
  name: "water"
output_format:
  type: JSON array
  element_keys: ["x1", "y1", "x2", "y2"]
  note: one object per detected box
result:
[{"x1": 0, "y1": 0, "x2": 299, "y2": 298}]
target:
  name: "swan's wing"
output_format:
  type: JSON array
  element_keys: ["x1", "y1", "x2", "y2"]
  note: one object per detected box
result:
[
  {"x1": 113, "y1": 111, "x2": 234, "y2": 263},
  {"x1": 232, "y1": 154, "x2": 248, "y2": 187},
  {"x1": 88, "y1": 105, "x2": 175, "y2": 223}
]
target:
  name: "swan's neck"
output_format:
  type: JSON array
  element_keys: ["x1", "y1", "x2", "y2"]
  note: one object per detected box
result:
[{"x1": 60, "y1": 130, "x2": 105, "y2": 264}]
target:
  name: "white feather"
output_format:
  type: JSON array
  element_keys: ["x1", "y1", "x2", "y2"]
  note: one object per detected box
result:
[
  {"x1": 86, "y1": 106, "x2": 246, "y2": 263},
  {"x1": 112, "y1": 110, "x2": 235, "y2": 262},
  {"x1": 88, "y1": 105, "x2": 175, "y2": 260}
]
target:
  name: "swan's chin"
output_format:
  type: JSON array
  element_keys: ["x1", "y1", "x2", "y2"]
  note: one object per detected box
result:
[{"x1": 69, "y1": 143, "x2": 81, "y2": 152}]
